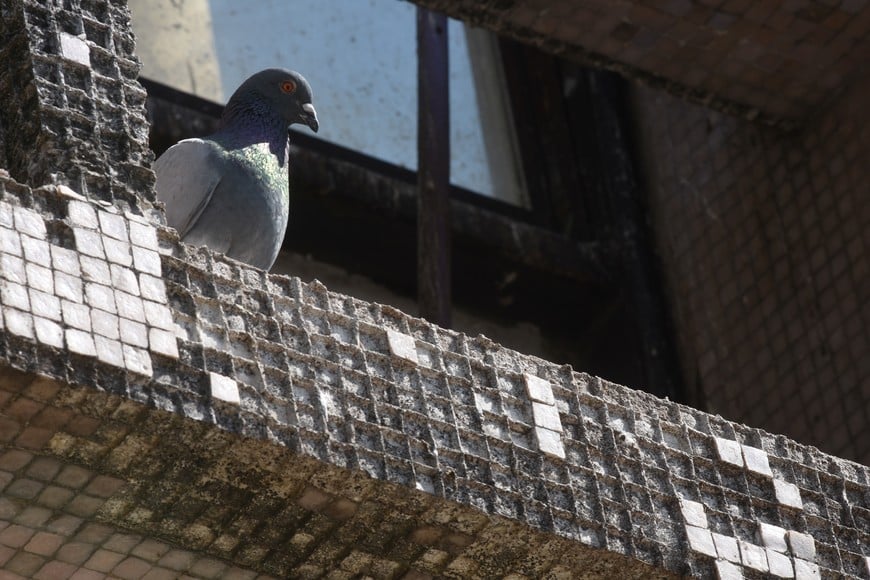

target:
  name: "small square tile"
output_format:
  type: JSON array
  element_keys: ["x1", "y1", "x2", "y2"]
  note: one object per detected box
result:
[
  {"x1": 83, "y1": 548, "x2": 125, "y2": 573},
  {"x1": 386, "y1": 329, "x2": 418, "y2": 364},
  {"x1": 741, "y1": 445, "x2": 772, "y2": 477},
  {"x1": 524, "y1": 374, "x2": 555, "y2": 405},
  {"x1": 685, "y1": 524, "x2": 717, "y2": 557},
  {"x1": 773, "y1": 479, "x2": 803, "y2": 509},
  {"x1": 531, "y1": 401, "x2": 562, "y2": 431},
  {"x1": 712, "y1": 532, "x2": 740, "y2": 562},
  {"x1": 25, "y1": 262, "x2": 53, "y2": 293},
  {"x1": 122, "y1": 344, "x2": 153, "y2": 376},
  {"x1": 0, "y1": 227, "x2": 22, "y2": 256},
  {"x1": 119, "y1": 318, "x2": 148, "y2": 347},
  {"x1": 129, "y1": 221, "x2": 159, "y2": 250},
  {"x1": 793, "y1": 558, "x2": 820, "y2": 579},
  {"x1": 111, "y1": 265, "x2": 139, "y2": 295},
  {"x1": 92, "y1": 309, "x2": 120, "y2": 339},
  {"x1": 66, "y1": 328, "x2": 97, "y2": 357},
  {"x1": 786, "y1": 530, "x2": 815, "y2": 560},
  {"x1": 85, "y1": 282, "x2": 117, "y2": 313},
  {"x1": 21, "y1": 235, "x2": 51, "y2": 266},
  {"x1": 115, "y1": 291, "x2": 144, "y2": 320},
  {"x1": 767, "y1": 548, "x2": 794, "y2": 578},
  {"x1": 679, "y1": 499, "x2": 708, "y2": 528},
  {"x1": 80, "y1": 256, "x2": 111, "y2": 284},
  {"x1": 0, "y1": 201, "x2": 14, "y2": 227},
  {"x1": 5, "y1": 308, "x2": 35, "y2": 339},
  {"x1": 2, "y1": 279, "x2": 31, "y2": 310},
  {"x1": 95, "y1": 336, "x2": 125, "y2": 368},
  {"x1": 534, "y1": 426, "x2": 565, "y2": 459},
  {"x1": 759, "y1": 522, "x2": 788, "y2": 552},
  {"x1": 139, "y1": 274, "x2": 167, "y2": 303},
  {"x1": 210, "y1": 372, "x2": 240, "y2": 405},
  {"x1": 29, "y1": 288, "x2": 61, "y2": 321},
  {"x1": 143, "y1": 301, "x2": 174, "y2": 331},
  {"x1": 104, "y1": 237, "x2": 132, "y2": 266},
  {"x1": 13, "y1": 206, "x2": 47, "y2": 239},
  {"x1": 73, "y1": 228, "x2": 105, "y2": 259},
  {"x1": 99, "y1": 211, "x2": 129, "y2": 241},
  {"x1": 715, "y1": 559, "x2": 743, "y2": 580},
  {"x1": 34, "y1": 317, "x2": 64, "y2": 348},
  {"x1": 55, "y1": 271, "x2": 84, "y2": 303},
  {"x1": 62, "y1": 300, "x2": 92, "y2": 332},
  {"x1": 1, "y1": 253, "x2": 27, "y2": 284},
  {"x1": 67, "y1": 200, "x2": 99, "y2": 229},
  {"x1": 24, "y1": 531, "x2": 64, "y2": 556},
  {"x1": 51, "y1": 245, "x2": 81, "y2": 276},
  {"x1": 132, "y1": 246, "x2": 161, "y2": 276},
  {"x1": 149, "y1": 328, "x2": 179, "y2": 358},
  {"x1": 739, "y1": 539, "x2": 768, "y2": 572}
]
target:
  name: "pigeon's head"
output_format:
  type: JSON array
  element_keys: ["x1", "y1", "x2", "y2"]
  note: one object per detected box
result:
[{"x1": 233, "y1": 68, "x2": 319, "y2": 133}]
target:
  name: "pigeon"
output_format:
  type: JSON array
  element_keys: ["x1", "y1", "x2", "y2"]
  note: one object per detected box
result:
[{"x1": 153, "y1": 68, "x2": 318, "y2": 270}]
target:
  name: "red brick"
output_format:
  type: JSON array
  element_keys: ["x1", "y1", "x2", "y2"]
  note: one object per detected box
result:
[
  {"x1": 33, "y1": 560, "x2": 77, "y2": 580},
  {"x1": 5, "y1": 397, "x2": 43, "y2": 421},
  {"x1": 31, "y1": 407, "x2": 73, "y2": 429},
  {"x1": 83, "y1": 548, "x2": 126, "y2": 572},
  {"x1": 113, "y1": 556, "x2": 152, "y2": 579},
  {"x1": 0, "y1": 449, "x2": 33, "y2": 470},
  {"x1": 16, "y1": 426, "x2": 54, "y2": 450},
  {"x1": 24, "y1": 531, "x2": 64, "y2": 556},
  {"x1": 0, "y1": 524, "x2": 35, "y2": 548}
]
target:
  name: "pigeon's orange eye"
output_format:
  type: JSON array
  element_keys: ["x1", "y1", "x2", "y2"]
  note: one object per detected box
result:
[{"x1": 280, "y1": 80, "x2": 296, "y2": 94}]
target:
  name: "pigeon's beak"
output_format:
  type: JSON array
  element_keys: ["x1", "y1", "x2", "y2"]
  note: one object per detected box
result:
[{"x1": 299, "y1": 103, "x2": 319, "y2": 133}]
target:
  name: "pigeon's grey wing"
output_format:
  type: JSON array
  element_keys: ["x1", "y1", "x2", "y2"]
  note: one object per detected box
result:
[{"x1": 153, "y1": 139, "x2": 223, "y2": 238}]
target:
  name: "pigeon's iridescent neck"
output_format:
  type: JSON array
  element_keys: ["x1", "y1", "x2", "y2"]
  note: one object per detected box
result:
[{"x1": 215, "y1": 99, "x2": 290, "y2": 165}]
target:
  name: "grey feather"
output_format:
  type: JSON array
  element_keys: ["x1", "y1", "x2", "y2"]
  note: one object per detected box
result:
[{"x1": 153, "y1": 68, "x2": 318, "y2": 270}]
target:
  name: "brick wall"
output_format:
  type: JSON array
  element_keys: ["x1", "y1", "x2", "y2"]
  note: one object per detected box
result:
[{"x1": 631, "y1": 75, "x2": 869, "y2": 465}]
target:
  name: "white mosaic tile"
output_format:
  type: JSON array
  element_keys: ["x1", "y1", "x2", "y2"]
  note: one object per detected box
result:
[
  {"x1": 386, "y1": 329, "x2": 418, "y2": 364},
  {"x1": 99, "y1": 210, "x2": 129, "y2": 241},
  {"x1": 110, "y1": 264, "x2": 140, "y2": 295},
  {"x1": 210, "y1": 372, "x2": 240, "y2": 405},
  {"x1": 533, "y1": 426, "x2": 565, "y2": 460},
  {"x1": 13, "y1": 205, "x2": 47, "y2": 239},
  {"x1": 21, "y1": 235, "x2": 51, "y2": 266},
  {"x1": 1, "y1": 253, "x2": 26, "y2": 284},
  {"x1": 793, "y1": 558, "x2": 820, "y2": 580},
  {"x1": 1, "y1": 279, "x2": 31, "y2": 310},
  {"x1": 149, "y1": 328, "x2": 179, "y2": 359},
  {"x1": 33, "y1": 317, "x2": 64, "y2": 348},
  {"x1": 73, "y1": 227, "x2": 105, "y2": 259},
  {"x1": 767, "y1": 548, "x2": 795, "y2": 578},
  {"x1": 786, "y1": 530, "x2": 815, "y2": 560},
  {"x1": 139, "y1": 273, "x2": 167, "y2": 303},
  {"x1": 85, "y1": 282, "x2": 117, "y2": 314},
  {"x1": 29, "y1": 288, "x2": 61, "y2": 321},
  {"x1": 81, "y1": 255, "x2": 111, "y2": 283},
  {"x1": 741, "y1": 445, "x2": 773, "y2": 477},
  {"x1": 773, "y1": 479, "x2": 803, "y2": 509},
  {"x1": 739, "y1": 539, "x2": 769, "y2": 572},
  {"x1": 680, "y1": 499, "x2": 708, "y2": 528},
  {"x1": 51, "y1": 245, "x2": 81, "y2": 276},
  {"x1": 713, "y1": 437, "x2": 743, "y2": 467},
  {"x1": 104, "y1": 236, "x2": 133, "y2": 266},
  {"x1": 67, "y1": 200, "x2": 99, "y2": 228},
  {"x1": 524, "y1": 373, "x2": 555, "y2": 405},
  {"x1": 685, "y1": 524, "x2": 717, "y2": 557},
  {"x1": 712, "y1": 531, "x2": 740, "y2": 562},
  {"x1": 66, "y1": 328, "x2": 97, "y2": 357},
  {"x1": 132, "y1": 246, "x2": 161, "y2": 276},
  {"x1": 532, "y1": 401, "x2": 562, "y2": 432},
  {"x1": 91, "y1": 309, "x2": 120, "y2": 340},
  {"x1": 55, "y1": 271, "x2": 84, "y2": 303},
  {"x1": 25, "y1": 262, "x2": 53, "y2": 293},
  {"x1": 715, "y1": 559, "x2": 743, "y2": 580},
  {"x1": 4, "y1": 307, "x2": 34, "y2": 339},
  {"x1": 0, "y1": 227, "x2": 22, "y2": 256},
  {"x1": 95, "y1": 335, "x2": 125, "y2": 368},
  {"x1": 129, "y1": 220, "x2": 159, "y2": 250},
  {"x1": 759, "y1": 522, "x2": 788, "y2": 552},
  {"x1": 61, "y1": 300, "x2": 91, "y2": 332},
  {"x1": 123, "y1": 344, "x2": 153, "y2": 376}
]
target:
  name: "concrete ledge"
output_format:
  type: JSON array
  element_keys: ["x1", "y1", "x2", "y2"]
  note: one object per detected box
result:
[{"x1": 1, "y1": 176, "x2": 868, "y2": 577}]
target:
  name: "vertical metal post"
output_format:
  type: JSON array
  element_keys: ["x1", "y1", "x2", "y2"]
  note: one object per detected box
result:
[{"x1": 417, "y1": 8, "x2": 451, "y2": 327}]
